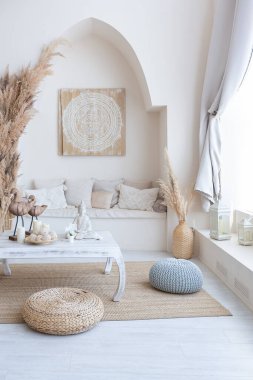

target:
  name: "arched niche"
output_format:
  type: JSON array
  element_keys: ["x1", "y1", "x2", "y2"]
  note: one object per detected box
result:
[
  {"x1": 63, "y1": 17, "x2": 153, "y2": 110},
  {"x1": 19, "y1": 17, "x2": 167, "y2": 182}
]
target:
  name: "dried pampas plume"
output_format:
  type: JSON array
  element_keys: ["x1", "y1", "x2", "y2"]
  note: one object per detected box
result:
[
  {"x1": 0, "y1": 39, "x2": 63, "y2": 232},
  {"x1": 159, "y1": 148, "x2": 192, "y2": 221}
]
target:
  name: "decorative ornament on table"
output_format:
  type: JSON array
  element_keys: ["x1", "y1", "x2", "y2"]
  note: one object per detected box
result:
[
  {"x1": 67, "y1": 230, "x2": 76, "y2": 243},
  {"x1": 238, "y1": 218, "x2": 253, "y2": 246},
  {"x1": 8, "y1": 188, "x2": 35, "y2": 241},
  {"x1": 65, "y1": 223, "x2": 77, "y2": 238},
  {"x1": 159, "y1": 149, "x2": 193, "y2": 259},
  {"x1": 25, "y1": 221, "x2": 57, "y2": 244},
  {"x1": 28, "y1": 204, "x2": 48, "y2": 233},
  {"x1": 209, "y1": 200, "x2": 231, "y2": 241},
  {"x1": 73, "y1": 201, "x2": 101, "y2": 240}
]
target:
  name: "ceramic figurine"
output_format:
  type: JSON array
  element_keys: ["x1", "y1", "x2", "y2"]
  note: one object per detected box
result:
[
  {"x1": 28, "y1": 204, "x2": 48, "y2": 232},
  {"x1": 8, "y1": 188, "x2": 36, "y2": 238},
  {"x1": 74, "y1": 201, "x2": 92, "y2": 240}
]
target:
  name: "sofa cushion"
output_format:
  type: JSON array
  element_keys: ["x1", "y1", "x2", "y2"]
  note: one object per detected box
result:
[
  {"x1": 151, "y1": 180, "x2": 167, "y2": 213},
  {"x1": 41, "y1": 207, "x2": 166, "y2": 219},
  {"x1": 25, "y1": 185, "x2": 67, "y2": 209},
  {"x1": 92, "y1": 178, "x2": 124, "y2": 207},
  {"x1": 65, "y1": 179, "x2": 93, "y2": 208},
  {"x1": 91, "y1": 191, "x2": 114, "y2": 209},
  {"x1": 153, "y1": 198, "x2": 167, "y2": 213},
  {"x1": 118, "y1": 184, "x2": 159, "y2": 211}
]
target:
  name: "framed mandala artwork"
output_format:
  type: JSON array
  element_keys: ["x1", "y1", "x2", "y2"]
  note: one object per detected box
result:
[{"x1": 58, "y1": 88, "x2": 126, "y2": 156}]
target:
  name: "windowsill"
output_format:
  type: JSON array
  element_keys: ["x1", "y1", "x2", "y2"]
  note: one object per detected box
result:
[
  {"x1": 236, "y1": 209, "x2": 253, "y2": 216},
  {"x1": 196, "y1": 229, "x2": 253, "y2": 272},
  {"x1": 195, "y1": 229, "x2": 253, "y2": 311},
  {"x1": 233, "y1": 209, "x2": 253, "y2": 232}
]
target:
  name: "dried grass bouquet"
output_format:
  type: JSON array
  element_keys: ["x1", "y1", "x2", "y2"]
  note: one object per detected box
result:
[
  {"x1": 159, "y1": 148, "x2": 192, "y2": 221},
  {"x1": 0, "y1": 40, "x2": 62, "y2": 232}
]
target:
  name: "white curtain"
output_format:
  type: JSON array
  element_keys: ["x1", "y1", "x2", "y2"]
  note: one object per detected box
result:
[{"x1": 195, "y1": 0, "x2": 253, "y2": 211}]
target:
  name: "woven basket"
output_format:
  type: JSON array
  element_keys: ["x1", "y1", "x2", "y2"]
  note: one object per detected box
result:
[
  {"x1": 22, "y1": 288, "x2": 104, "y2": 335},
  {"x1": 172, "y1": 221, "x2": 194, "y2": 259}
]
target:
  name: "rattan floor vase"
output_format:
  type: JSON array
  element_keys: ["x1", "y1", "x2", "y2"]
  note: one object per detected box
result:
[
  {"x1": 22, "y1": 287, "x2": 104, "y2": 335},
  {"x1": 172, "y1": 221, "x2": 194, "y2": 259}
]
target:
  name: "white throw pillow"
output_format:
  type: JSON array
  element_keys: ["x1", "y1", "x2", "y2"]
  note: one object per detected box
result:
[
  {"x1": 93, "y1": 178, "x2": 124, "y2": 207},
  {"x1": 25, "y1": 185, "x2": 67, "y2": 209},
  {"x1": 118, "y1": 184, "x2": 159, "y2": 211},
  {"x1": 65, "y1": 179, "x2": 93, "y2": 208}
]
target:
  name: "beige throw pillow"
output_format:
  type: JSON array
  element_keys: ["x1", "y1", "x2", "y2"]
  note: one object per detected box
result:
[
  {"x1": 91, "y1": 191, "x2": 114, "y2": 209},
  {"x1": 93, "y1": 178, "x2": 124, "y2": 207},
  {"x1": 118, "y1": 184, "x2": 159, "y2": 211}
]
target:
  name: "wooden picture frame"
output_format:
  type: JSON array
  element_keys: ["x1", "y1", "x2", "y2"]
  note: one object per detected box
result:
[{"x1": 58, "y1": 88, "x2": 126, "y2": 156}]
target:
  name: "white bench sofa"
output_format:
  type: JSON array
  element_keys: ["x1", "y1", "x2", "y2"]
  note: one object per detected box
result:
[
  {"x1": 21, "y1": 178, "x2": 167, "y2": 251},
  {"x1": 31, "y1": 207, "x2": 167, "y2": 251}
]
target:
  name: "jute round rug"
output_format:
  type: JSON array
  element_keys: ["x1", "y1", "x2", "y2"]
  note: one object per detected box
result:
[{"x1": 0, "y1": 262, "x2": 231, "y2": 323}]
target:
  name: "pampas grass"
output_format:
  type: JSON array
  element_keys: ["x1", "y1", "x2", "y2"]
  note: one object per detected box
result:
[
  {"x1": 159, "y1": 149, "x2": 192, "y2": 221},
  {"x1": 0, "y1": 40, "x2": 62, "y2": 232}
]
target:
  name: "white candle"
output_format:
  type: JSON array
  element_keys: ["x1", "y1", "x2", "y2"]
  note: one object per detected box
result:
[
  {"x1": 32, "y1": 220, "x2": 41, "y2": 234},
  {"x1": 40, "y1": 223, "x2": 50, "y2": 235},
  {"x1": 17, "y1": 227, "x2": 25, "y2": 243}
]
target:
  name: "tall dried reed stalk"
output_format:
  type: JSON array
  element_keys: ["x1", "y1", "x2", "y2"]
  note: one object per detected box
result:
[
  {"x1": 159, "y1": 149, "x2": 192, "y2": 221},
  {"x1": 0, "y1": 40, "x2": 62, "y2": 232}
]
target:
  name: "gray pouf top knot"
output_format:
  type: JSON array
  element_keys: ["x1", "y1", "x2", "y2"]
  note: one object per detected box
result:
[{"x1": 149, "y1": 258, "x2": 203, "y2": 294}]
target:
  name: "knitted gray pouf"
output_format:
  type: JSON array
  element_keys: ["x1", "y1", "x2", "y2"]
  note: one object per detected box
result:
[{"x1": 149, "y1": 258, "x2": 203, "y2": 294}]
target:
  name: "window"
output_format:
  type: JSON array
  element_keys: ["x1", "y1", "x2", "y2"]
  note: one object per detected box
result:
[{"x1": 221, "y1": 57, "x2": 253, "y2": 212}]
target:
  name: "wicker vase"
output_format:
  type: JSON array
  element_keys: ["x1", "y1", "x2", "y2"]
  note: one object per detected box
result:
[{"x1": 172, "y1": 220, "x2": 194, "y2": 259}]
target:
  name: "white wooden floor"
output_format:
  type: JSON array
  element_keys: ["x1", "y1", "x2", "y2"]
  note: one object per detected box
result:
[{"x1": 0, "y1": 251, "x2": 253, "y2": 380}]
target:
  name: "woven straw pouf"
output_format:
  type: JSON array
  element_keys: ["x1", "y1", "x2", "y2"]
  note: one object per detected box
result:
[
  {"x1": 149, "y1": 258, "x2": 203, "y2": 294},
  {"x1": 22, "y1": 288, "x2": 104, "y2": 335}
]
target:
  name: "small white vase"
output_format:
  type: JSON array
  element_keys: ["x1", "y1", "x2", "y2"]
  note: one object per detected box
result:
[{"x1": 68, "y1": 235, "x2": 75, "y2": 243}]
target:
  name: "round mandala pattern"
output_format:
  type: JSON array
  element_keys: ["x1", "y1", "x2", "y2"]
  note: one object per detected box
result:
[{"x1": 63, "y1": 92, "x2": 122, "y2": 152}]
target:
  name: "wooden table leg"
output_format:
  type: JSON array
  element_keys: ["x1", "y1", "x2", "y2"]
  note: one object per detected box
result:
[
  {"x1": 104, "y1": 257, "x2": 113, "y2": 274},
  {"x1": 2, "y1": 259, "x2": 11, "y2": 276},
  {"x1": 113, "y1": 255, "x2": 126, "y2": 302}
]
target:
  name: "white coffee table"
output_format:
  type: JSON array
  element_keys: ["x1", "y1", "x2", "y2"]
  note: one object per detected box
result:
[{"x1": 0, "y1": 231, "x2": 125, "y2": 302}]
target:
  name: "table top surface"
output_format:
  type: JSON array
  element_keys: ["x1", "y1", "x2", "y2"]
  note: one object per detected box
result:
[{"x1": 0, "y1": 231, "x2": 122, "y2": 259}]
